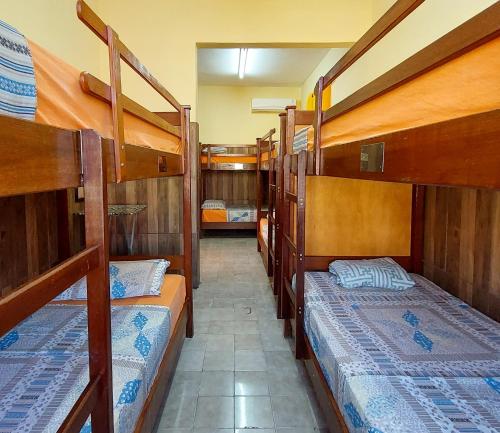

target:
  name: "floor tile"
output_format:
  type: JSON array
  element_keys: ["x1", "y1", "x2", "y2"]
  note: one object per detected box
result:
[
  {"x1": 271, "y1": 395, "x2": 316, "y2": 428},
  {"x1": 265, "y1": 351, "x2": 299, "y2": 372},
  {"x1": 206, "y1": 334, "x2": 235, "y2": 352},
  {"x1": 235, "y1": 350, "x2": 267, "y2": 371},
  {"x1": 183, "y1": 333, "x2": 208, "y2": 352},
  {"x1": 235, "y1": 397, "x2": 274, "y2": 429},
  {"x1": 160, "y1": 394, "x2": 197, "y2": 428},
  {"x1": 170, "y1": 371, "x2": 202, "y2": 396},
  {"x1": 199, "y1": 371, "x2": 234, "y2": 396},
  {"x1": 235, "y1": 334, "x2": 262, "y2": 350},
  {"x1": 203, "y1": 350, "x2": 234, "y2": 371},
  {"x1": 178, "y1": 350, "x2": 205, "y2": 371},
  {"x1": 195, "y1": 396, "x2": 235, "y2": 428},
  {"x1": 235, "y1": 371, "x2": 269, "y2": 396}
]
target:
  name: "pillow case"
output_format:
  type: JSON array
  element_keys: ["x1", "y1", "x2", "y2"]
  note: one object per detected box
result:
[
  {"x1": 56, "y1": 259, "x2": 169, "y2": 300},
  {"x1": 202, "y1": 199, "x2": 226, "y2": 210},
  {"x1": 328, "y1": 257, "x2": 415, "y2": 290}
]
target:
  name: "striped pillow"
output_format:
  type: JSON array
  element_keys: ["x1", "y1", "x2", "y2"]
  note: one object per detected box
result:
[
  {"x1": 202, "y1": 199, "x2": 226, "y2": 210},
  {"x1": 56, "y1": 259, "x2": 169, "y2": 300},
  {"x1": 0, "y1": 20, "x2": 37, "y2": 120},
  {"x1": 329, "y1": 257, "x2": 415, "y2": 290}
]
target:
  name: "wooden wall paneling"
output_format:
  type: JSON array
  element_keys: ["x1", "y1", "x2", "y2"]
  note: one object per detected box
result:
[
  {"x1": 423, "y1": 186, "x2": 500, "y2": 321},
  {"x1": 203, "y1": 171, "x2": 257, "y2": 202}
]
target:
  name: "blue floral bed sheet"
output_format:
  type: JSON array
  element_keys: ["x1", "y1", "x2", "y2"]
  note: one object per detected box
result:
[
  {"x1": 0, "y1": 304, "x2": 171, "y2": 433},
  {"x1": 304, "y1": 272, "x2": 500, "y2": 433}
]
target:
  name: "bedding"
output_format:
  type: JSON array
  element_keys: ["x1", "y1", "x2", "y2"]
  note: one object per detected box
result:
[
  {"x1": 227, "y1": 203, "x2": 257, "y2": 223},
  {"x1": 29, "y1": 40, "x2": 181, "y2": 154},
  {"x1": 53, "y1": 274, "x2": 186, "y2": 338},
  {"x1": 328, "y1": 257, "x2": 415, "y2": 290},
  {"x1": 293, "y1": 126, "x2": 314, "y2": 153},
  {"x1": 321, "y1": 38, "x2": 500, "y2": 148},
  {"x1": 0, "y1": 20, "x2": 37, "y2": 120},
  {"x1": 201, "y1": 208, "x2": 228, "y2": 223},
  {"x1": 0, "y1": 304, "x2": 171, "y2": 433},
  {"x1": 201, "y1": 154, "x2": 257, "y2": 165},
  {"x1": 202, "y1": 146, "x2": 226, "y2": 154},
  {"x1": 304, "y1": 271, "x2": 500, "y2": 432},
  {"x1": 55, "y1": 259, "x2": 169, "y2": 301}
]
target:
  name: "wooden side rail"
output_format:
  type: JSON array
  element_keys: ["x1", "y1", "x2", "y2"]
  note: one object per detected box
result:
[
  {"x1": 56, "y1": 375, "x2": 102, "y2": 433},
  {"x1": 201, "y1": 144, "x2": 257, "y2": 170},
  {"x1": 0, "y1": 246, "x2": 100, "y2": 336},
  {"x1": 77, "y1": 0, "x2": 184, "y2": 182}
]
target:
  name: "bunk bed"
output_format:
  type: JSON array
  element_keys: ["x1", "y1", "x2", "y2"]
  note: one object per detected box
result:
[
  {"x1": 0, "y1": 1, "x2": 192, "y2": 432},
  {"x1": 281, "y1": 1, "x2": 500, "y2": 432},
  {"x1": 256, "y1": 128, "x2": 283, "y2": 304},
  {"x1": 200, "y1": 144, "x2": 259, "y2": 231}
]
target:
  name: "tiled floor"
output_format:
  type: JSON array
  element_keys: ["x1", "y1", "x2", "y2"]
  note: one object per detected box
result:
[{"x1": 158, "y1": 237, "x2": 327, "y2": 433}]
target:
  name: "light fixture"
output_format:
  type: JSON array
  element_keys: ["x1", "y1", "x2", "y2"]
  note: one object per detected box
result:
[{"x1": 238, "y1": 48, "x2": 248, "y2": 79}]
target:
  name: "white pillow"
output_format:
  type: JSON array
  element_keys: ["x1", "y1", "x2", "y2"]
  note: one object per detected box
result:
[{"x1": 202, "y1": 200, "x2": 226, "y2": 210}]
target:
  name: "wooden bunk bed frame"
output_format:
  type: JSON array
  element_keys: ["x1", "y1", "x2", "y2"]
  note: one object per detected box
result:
[
  {"x1": 256, "y1": 129, "x2": 276, "y2": 277},
  {"x1": 0, "y1": 2, "x2": 193, "y2": 432},
  {"x1": 200, "y1": 143, "x2": 259, "y2": 230},
  {"x1": 280, "y1": 1, "x2": 500, "y2": 432}
]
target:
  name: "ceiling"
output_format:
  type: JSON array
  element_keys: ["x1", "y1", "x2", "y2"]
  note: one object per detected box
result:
[{"x1": 198, "y1": 48, "x2": 331, "y2": 87}]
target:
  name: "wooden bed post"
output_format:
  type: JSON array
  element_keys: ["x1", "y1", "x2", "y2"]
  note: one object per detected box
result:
[
  {"x1": 281, "y1": 153, "x2": 292, "y2": 331},
  {"x1": 181, "y1": 106, "x2": 193, "y2": 338},
  {"x1": 410, "y1": 185, "x2": 425, "y2": 274},
  {"x1": 256, "y1": 138, "x2": 262, "y2": 252},
  {"x1": 275, "y1": 113, "x2": 286, "y2": 318},
  {"x1": 295, "y1": 150, "x2": 307, "y2": 359},
  {"x1": 81, "y1": 129, "x2": 114, "y2": 433},
  {"x1": 313, "y1": 77, "x2": 324, "y2": 176}
]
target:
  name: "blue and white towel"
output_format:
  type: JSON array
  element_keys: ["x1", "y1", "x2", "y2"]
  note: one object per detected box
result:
[
  {"x1": 329, "y1": 257, "x2": 415, "y2": 290},
  {"x1": 292, "y1": 126, "x2": 311, "y2": 153},
  {"x1": 0, "y1": 20, "x2": 36, "y2": 120},
  {"x1": 56, "y1": 259, "x2": 168, "y2": 301}
]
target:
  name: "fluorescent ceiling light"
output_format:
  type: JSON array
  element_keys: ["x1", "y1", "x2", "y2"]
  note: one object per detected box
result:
[{"x1": 238, "y1": 48, "x2": 248, "y2": 79}]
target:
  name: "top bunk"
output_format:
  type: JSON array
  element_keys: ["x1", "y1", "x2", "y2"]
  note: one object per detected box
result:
[
  {"x1": 0, "y1": 0, "x2": 190, "y2": 198},
  {"x1": 311, "y1": 0, "x2": 500, "y2": 189},
  {"x1": 201, "y1": 144, "x2": 258, "y2": 170},
  {"x1": 256, "y1": 128, "x2": 279, "y2": 171}
]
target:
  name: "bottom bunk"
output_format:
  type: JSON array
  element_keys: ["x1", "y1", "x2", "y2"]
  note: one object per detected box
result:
[
  {"x1": 0, "y1": 271, "x2": 187, "y2": 433},
  {"x1": 300, "y1": 271, "x2": 500, "y2": 433},
  {"x1": 201, "y1": 200, "x2": 258, "y2": 230}
]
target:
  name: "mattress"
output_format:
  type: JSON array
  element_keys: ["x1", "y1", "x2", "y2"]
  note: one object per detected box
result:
[
  {"x1": 321, "y1": 38, "x2": 500, "y2": 148},
  {"x1": 304, "y1": 272, "x2": 500, "y2": 432},
  {"x1": 0, "y1": 304, "x2": 171, "y2": 433},
  {"x1": 52, "y1": 274, "x2": 186, "y2": 338},
  {"x1": 201, "y1": 155, "x2": 256, "y2": 164},
  {"x1": 29, "y1": 40, "x2": 181, "y2": 154},
  {"x1": 201, "y1": 208, "x2": 228, "y2": 223}
]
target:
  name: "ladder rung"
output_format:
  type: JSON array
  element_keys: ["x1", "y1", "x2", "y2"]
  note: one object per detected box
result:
[
  {"x1": 284, "y1": 234, "x2": 297, "y2": 253},
  {"x1": 285, "y1": 191, "x2": 297, "y2": 202}
]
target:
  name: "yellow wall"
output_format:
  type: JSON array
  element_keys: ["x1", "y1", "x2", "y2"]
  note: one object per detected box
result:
[
  {"x1": 301, "y1": 0, "x2": 497, "y2": 108},
  {"x1": 3, "y1": 0, "x2": 106, "y2": 80},
  {"x1": 2, "y1": 0, "x2": 374, "y2": 119},
  {"x1": 198, "y1": 85, "x2": 301, "y2": 144}
]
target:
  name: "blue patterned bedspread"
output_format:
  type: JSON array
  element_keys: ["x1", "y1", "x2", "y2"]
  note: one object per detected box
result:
[
  {"x1": 0, "y1": 304, "x2": 170, "y2": 433},
  {"x1": 304, "y1": 272, "x2": 500, "y2": 432},
  {"x1": 227, "y1": 203, "x2": 257, "y2": 222}
]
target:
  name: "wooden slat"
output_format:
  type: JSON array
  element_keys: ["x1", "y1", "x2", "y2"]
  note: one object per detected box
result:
[
  {"x1": 284, "y1": 233, "x2": 297, "y2": 253},
  {"x1": 201, "y1": 222, "x2": 257, "y2": 230},
  {"x1": 323, "y1": 2, "x2": 500, "y2": 122},
  {"x1": 77, "y1": 0, "x2": 181, "y2": 111},
  {"x1": 81, "y1": 72, "x2": 181, "y2": 137},
  {"x1": 323, "y1": 0, "x2": 424, "y2": 86},
  {"x1": 294, "y1": 109, "x2": 314, "y2": 126},
  {"x1": 0, "y1": 246, "x2": 99, "y2": 336},
  {"x1": 283, "y1": 277, "x2": 296, "y2": 307},
  {"x1": 320, "y1": 110, "x2": 500, "y2": 189},
  {"x1": 285, "y1": 192, "x2": 297, "y2": 203},
  {"x1": 0, "y1": 116, "x2": 80, "y2": 197},
  {"x1": 57, "y1": 376, "x2": 101, "y2": 433}
]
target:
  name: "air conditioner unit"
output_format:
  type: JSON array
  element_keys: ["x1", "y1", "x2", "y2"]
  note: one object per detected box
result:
[{"x1": 251, "y1": 98, "x2": 296, "y2": 112}]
